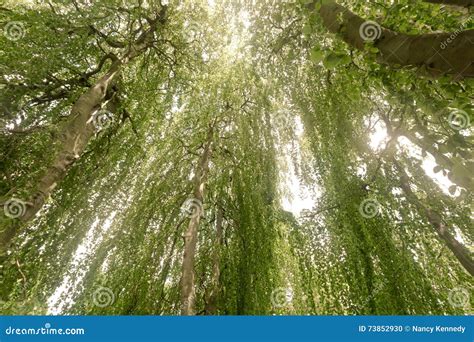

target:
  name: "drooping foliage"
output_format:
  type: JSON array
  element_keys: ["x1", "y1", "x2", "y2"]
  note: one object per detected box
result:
[{"x1": 0, "y1": 0, "x2": 472, "y2": 315}]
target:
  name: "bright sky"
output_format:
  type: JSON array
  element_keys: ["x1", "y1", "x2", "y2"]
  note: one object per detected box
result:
[
  {"x1": 280, "y1": 115, "x2": 461, "y2": 218},
  {"x1": 369, "y1": 121, "x2": 459, "y2": 196},
  {"x1": 47, "y1": 212, "x2": 116, "y2": 314},
  {"x1": 280, "y1": 117, "x2": 317, "y2": 216}
]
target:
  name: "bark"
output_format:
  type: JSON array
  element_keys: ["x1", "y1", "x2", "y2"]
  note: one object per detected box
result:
[
  {"x1": 0, "y1": 57, "x2": 120, "y2": 252},
  {"x1": 204, "y1": 206, "x2": 224, "y2": 315},
  {"x1": 0, "y1": 6, "x2": 167, "y2": 253},
  {"x1": 393, "y1": 160, "x2": 474, "y2": 276},
  {"x1": 424, "y1": 0, "x2": 474, "y2": 7},
  {"x1": 314, "y1": 1, "x2": 474, "y2": 78},
  {"x1": 180, "y1": 123, "x2": 216, "y2": 316}
]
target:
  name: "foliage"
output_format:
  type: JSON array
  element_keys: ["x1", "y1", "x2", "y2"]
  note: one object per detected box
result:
[{"x1": 0, "y1": 0, "x2": 472, "y2": 315}]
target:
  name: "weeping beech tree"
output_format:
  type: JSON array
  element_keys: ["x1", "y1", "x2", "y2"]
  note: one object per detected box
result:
[
  {"x1": 0, "y1": 1, "x2": 169, "y2": 252},
  {"x1": 311, "y1": 0, "x2": 474, "y2": 78},
  {"x1": 424, "y1": 0, "x2": 473, "y2": 7},
  {"x1": 0, "y1": 0, "x2": 472, "y2": 315}
]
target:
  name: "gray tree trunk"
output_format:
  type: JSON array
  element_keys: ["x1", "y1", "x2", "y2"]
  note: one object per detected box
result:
[
  {"x1": 180, "y1": 123, "x2": 215, "y2": 315},
  {"x1": 316, "y1": 1, "x2": 474, "y2": 78}
]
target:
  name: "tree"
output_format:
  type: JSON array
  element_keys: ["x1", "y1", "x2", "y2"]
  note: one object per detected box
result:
[
  {"x1": 0, "y1": 0, "x2": 472, "y2": 316},
  {"x1": 424, "y1": 0, "x2": 473, "y2": 7},
  {"x1": 0, "y1": 1, "x2": 169, "y2": 252},
  {"x1": 311, "y1": 0, "x2": 474, "y2": 79}
]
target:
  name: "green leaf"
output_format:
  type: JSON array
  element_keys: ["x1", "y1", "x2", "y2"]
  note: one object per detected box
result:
[
  {"x1": 302, "y1": 24, "x2": 312, "y2": 35},
  {"x1": 323, "y1": 53, "x2": 350, "y2": 69},
  {"x1": 310, "y1": 48, "x2": 325, "y2": 63}
]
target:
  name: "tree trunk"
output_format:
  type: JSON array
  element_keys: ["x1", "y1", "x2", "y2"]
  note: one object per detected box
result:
[
  {"x1": 393, "y1": 160, "x2": 474, "y2": 276},
  {"x1": 0, "y1": 7, "x2": 167, "y2": 253},
  {"x1": 180, "y1": 123, "x2": 215, "y2": 315},
  {"x1": 424, "y1": 0, "x2": 473, "y2": 7},
  {"x1": 315, "y1": 1, "x2": 474, "y2": 78}
]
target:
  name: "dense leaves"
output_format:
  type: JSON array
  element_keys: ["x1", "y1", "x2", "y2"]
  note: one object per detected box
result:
[{"x1": 0, "y1": 0, "x2": 472, "y2": 315}]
